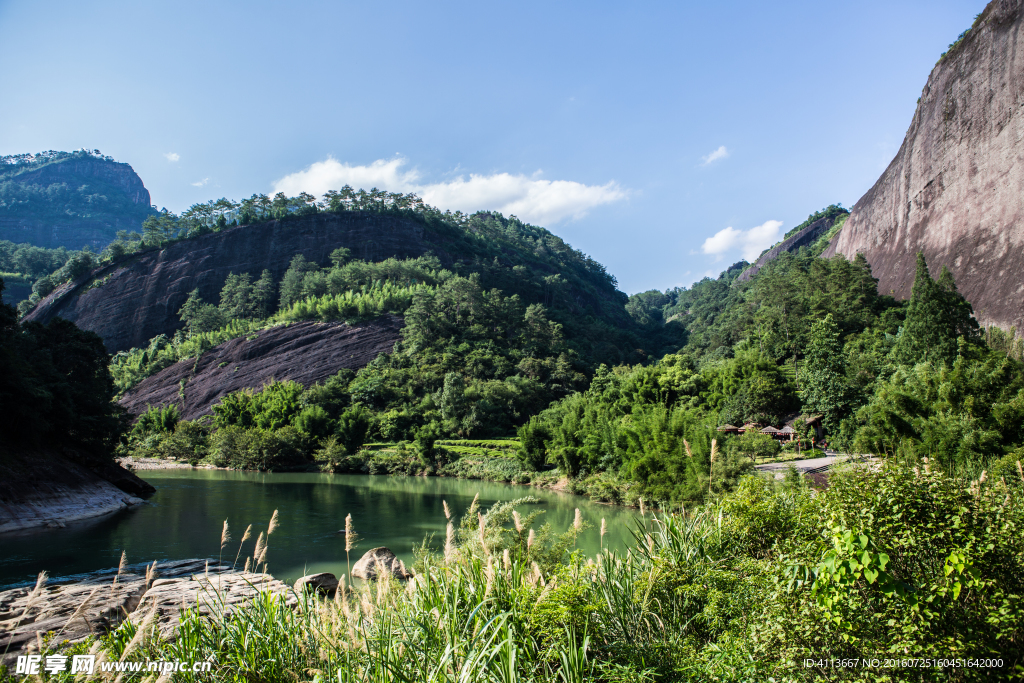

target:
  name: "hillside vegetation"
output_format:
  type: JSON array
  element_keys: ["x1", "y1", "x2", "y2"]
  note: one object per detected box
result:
[
  {"x1": 113, "y1": 189, "x2": 1024, "y2": 512},
  {"x1": 0, "y1": 150, "x2": 156, "y2": 251}
]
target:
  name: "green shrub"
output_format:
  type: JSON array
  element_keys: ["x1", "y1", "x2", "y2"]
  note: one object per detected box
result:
[{"x1": 209, "y1": 426, "x2": 309, "y2": 470}]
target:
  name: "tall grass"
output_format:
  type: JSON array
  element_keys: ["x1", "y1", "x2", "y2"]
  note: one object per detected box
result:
[{"x1": 13, "y1": 462, "x2": 1024, "y2": 682}]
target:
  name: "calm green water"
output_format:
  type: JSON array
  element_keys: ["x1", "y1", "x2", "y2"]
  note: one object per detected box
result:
[{"x1": 0, "y1": 470, "x2": 640, "y2": 589}]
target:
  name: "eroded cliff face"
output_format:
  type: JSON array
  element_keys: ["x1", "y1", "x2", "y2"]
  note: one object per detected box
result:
[
  {"x1": 118, "y1": 317, "x2": 403, "y2": 420},
  {"x1": 25, "y1": 213, "x2": 434, "y2": 352},
  {"x1": 0, "y1": 157, "x2": 154, "y2": 250},
  {"x1": 824, "y1": 0, "x2": 1024, "y2": 331}
]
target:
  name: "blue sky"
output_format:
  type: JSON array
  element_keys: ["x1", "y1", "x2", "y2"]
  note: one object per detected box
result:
[{"x1": 0, "y1": 0, "x2": 982, "y2": 293}]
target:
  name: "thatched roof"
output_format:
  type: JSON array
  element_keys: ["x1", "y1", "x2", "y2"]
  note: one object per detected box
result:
[{"x1": 760, "y1": 426, "x2": 780, "y2": 433}]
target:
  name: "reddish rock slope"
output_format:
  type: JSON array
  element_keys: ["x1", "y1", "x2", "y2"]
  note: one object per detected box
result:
[
  {"x1": 118, "y1": 316, "x2": 403, "y2": 420},
  {"x1": 25, "y1": 212, "x2": 432, "y2": 352},
  {"x1": 824, "y1": 0, "x2": 1024, "y2": 331}
]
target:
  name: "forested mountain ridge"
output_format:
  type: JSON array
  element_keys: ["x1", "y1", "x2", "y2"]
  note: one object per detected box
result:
[
  {"x1": 24, "y1": 203, "x2": 652, "y2": 361},
  {"x1": 0, "y1": 150, "x2": 156, "y2": 251},
  {"x1": 825, "y1": 0, "x2": 1024, "y2": 332}
]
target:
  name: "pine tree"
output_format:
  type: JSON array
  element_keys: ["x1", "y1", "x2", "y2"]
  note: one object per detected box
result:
[
  {"x1": 893, "y1": 253, "x2": 979, "y2": 366},
  {"x1": 801, "y1": 313, "x2": 850, "y2": 434},
  {"x1": 253, "y1": 269, "x2": 275, "y2": 318}
]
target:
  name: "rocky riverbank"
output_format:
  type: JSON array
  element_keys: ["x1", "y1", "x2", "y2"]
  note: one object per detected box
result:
[
  {"x1": 0, "y1": 450, "x2": 155, "y2": 534},
  {"x1": 0, "y1": 559, "x2": 293, "y2": 666},
  {"x1": 0, "y1": 547, "x2": 414, "y2": 665}
]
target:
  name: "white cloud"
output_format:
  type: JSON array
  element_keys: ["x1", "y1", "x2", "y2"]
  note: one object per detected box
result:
[
  {"x1": 701, "y1": 219, "x2": 783, "y2": 262},
  {"x1": 701, "y1": 146, "x2": 729, "y2": 165},
  {"x1": 271, "y1": 157, "x2": 628, "y2": 225},
  {"x1": 164, "y1": 152, "x2": 180, "y2": 162},
  {"x1": 191, "y1": 177, "x2": 209, "y2": 187}
]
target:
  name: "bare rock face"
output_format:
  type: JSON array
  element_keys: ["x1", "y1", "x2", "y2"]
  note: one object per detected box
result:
[
  {"x1": 24, "y1": 212, "x2": 434, "y2": 353},
  {"x1": 0, "y1": 157, "x2": 153, "y2": 251},
  {"x1": 117, "y1": 316, "x2": 403, "y2": 420},
  {"x1": 0, "y1": 559, "x2": 293, "y2": 664},
  {"x1": 351, "y1": 547, "x2": 413, "y2": 580},
  {"x1": 824, "y1": 0, "x2": 1024, "y2": 331}
]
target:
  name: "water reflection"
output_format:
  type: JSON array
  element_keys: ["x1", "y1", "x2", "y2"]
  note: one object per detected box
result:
[{"x1": 0, "y1": 471, "x2": 639, "y2": 588}]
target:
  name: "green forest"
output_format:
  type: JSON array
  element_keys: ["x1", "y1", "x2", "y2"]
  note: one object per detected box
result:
[
  {"x1": 3, "y1": 188, "x2": 1024, "y2": 680},
  {"x1": 34, "y1": 191, "x2": 1006, "y2": 513},
  {"x1": 8, "y1": 186, "x2": 1024, "y2": 506}
]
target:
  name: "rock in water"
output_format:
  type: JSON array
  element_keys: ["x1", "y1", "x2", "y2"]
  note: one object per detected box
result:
[
  {"x1": 294, "y1": 572, "x2": 339, "y2": 595},
  {"x1": 351, "y1": 547, "x2": 413, "y2": 580},
  {"x1": 823, "y1": 0, "x2": 1024, "y2": 331}
]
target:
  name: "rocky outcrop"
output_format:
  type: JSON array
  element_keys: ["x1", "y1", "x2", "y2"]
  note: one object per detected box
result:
[
  {"x1": 0, "y1": 450, "x2": 155, "y2": 534},
  {"x1": 352, "y1": 547, "x2": 413, "y2": 580},
  {"x1": 736, "y1": 214, "x2": 844, "y2": 283},
  {"x1": 823, "y1": 0, "x2": 1024, "y2": 331},
  {"x1": 118, "y1": 316, "x2": 403, "y2": 420},
  {"x1": 0, "y1": 559, "x2": 293, "y2": 663},
  {"x1": 0, "y1": 156, "x2": 154, "y2": 251},
  {"x1": 294, "y1": 572, "x2": 339, "y2": 596},
  {"x1": 25, "y1": 213, "x2": 436, "y2": 352}
]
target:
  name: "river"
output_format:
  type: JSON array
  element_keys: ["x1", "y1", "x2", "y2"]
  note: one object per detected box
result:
[{"x1": 0, "y1": 470, "x2": 641, "y2": 589}]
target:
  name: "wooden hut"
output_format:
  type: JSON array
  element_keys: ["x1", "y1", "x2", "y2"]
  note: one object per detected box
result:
[
  {"x1": 777, "y1": 425, "x2": 796, "y2": 441},
  {"x1": 716, "y1": 424, "x2": 741, "y2": 434}
]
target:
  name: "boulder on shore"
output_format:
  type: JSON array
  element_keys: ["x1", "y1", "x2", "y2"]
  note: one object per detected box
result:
[
  {"x1": 351, "y1": 547, "x2": 413, "y2": 580},
  {"x1": 294, "y1": 572, "x2": 338, "y2": 595}
]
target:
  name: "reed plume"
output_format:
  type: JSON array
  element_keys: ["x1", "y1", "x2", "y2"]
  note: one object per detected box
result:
[
  {"x1": 444, "y1": 522, "x2": 456, "y2": 562},
  {"x1": 233, "y1": 524, "x2": 253, "y2": 569},
  {"x1": 527, "y1": 528, "x2": 535, "y2": 553},
  {"x1": 55, "y1": 586, "x2": 100, "y2": 640},
  {"x1": 112, "y1": 550, "x2": 127, "y2": 593},
  {"x1": 344, "y1": 513, "x2": 361, "y2": 579},
  {"x1": 478, "y1": 511, "x2": 488, "y2": 555},
  {"x1": 443, "y1": 500, "x2": 451, "y2": 520},
  {"x1": 639, "y1": 497, "x2": 645, "y2": 516},
  {"x1": 709, "y1": 439, "x2": 718, "y2": 495},
  {"x1": 683, "y1": 439, "x2": 692, "y2": 457},
  {"x1": 11, "y1": 571, "x2": 47, "y2": 635},
  {"x1": 512, "y1": 510, "x2": 523, "y2": 534},
  {"x1": 119, "y1": 606, "x2": 157, "y2": 664},
  {"x1": 268, "y1": 509, "x2": 280, "y2": 535},
  {"x1": 600, "y1": 518, "x2": 607, "y2": 550},
  {"x1": 573, "y1": 508, "x2": 582, "y2": 532},
  {"x1": 253, "y1": 532, "x2": 266, "y2": 569},
  {"x1": 218, "y1": 519, "x2": 231, "y2": 576},
  {"x1": 1017, "y1": 460, "x2": 1023, "y2": 483}
]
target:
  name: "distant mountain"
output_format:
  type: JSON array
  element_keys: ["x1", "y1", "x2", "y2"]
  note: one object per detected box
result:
[
  {"x1": 0, "y1": 150, "x2": 157, "y2": 250},
  {"x1": 824, "y1": 0, "x2": 1024, "y2": 332}
]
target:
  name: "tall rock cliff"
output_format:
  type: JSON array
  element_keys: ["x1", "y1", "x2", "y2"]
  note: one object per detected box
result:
[
  {"x1": 0, "y1": 153, "x2": 155, "y2": 250},
  {"x1": 824, "y1": 0, "x2": 1024, "y2": 331},
  {"x1": 24, "y1": 212, "x2": 434, "y2": 352}
]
